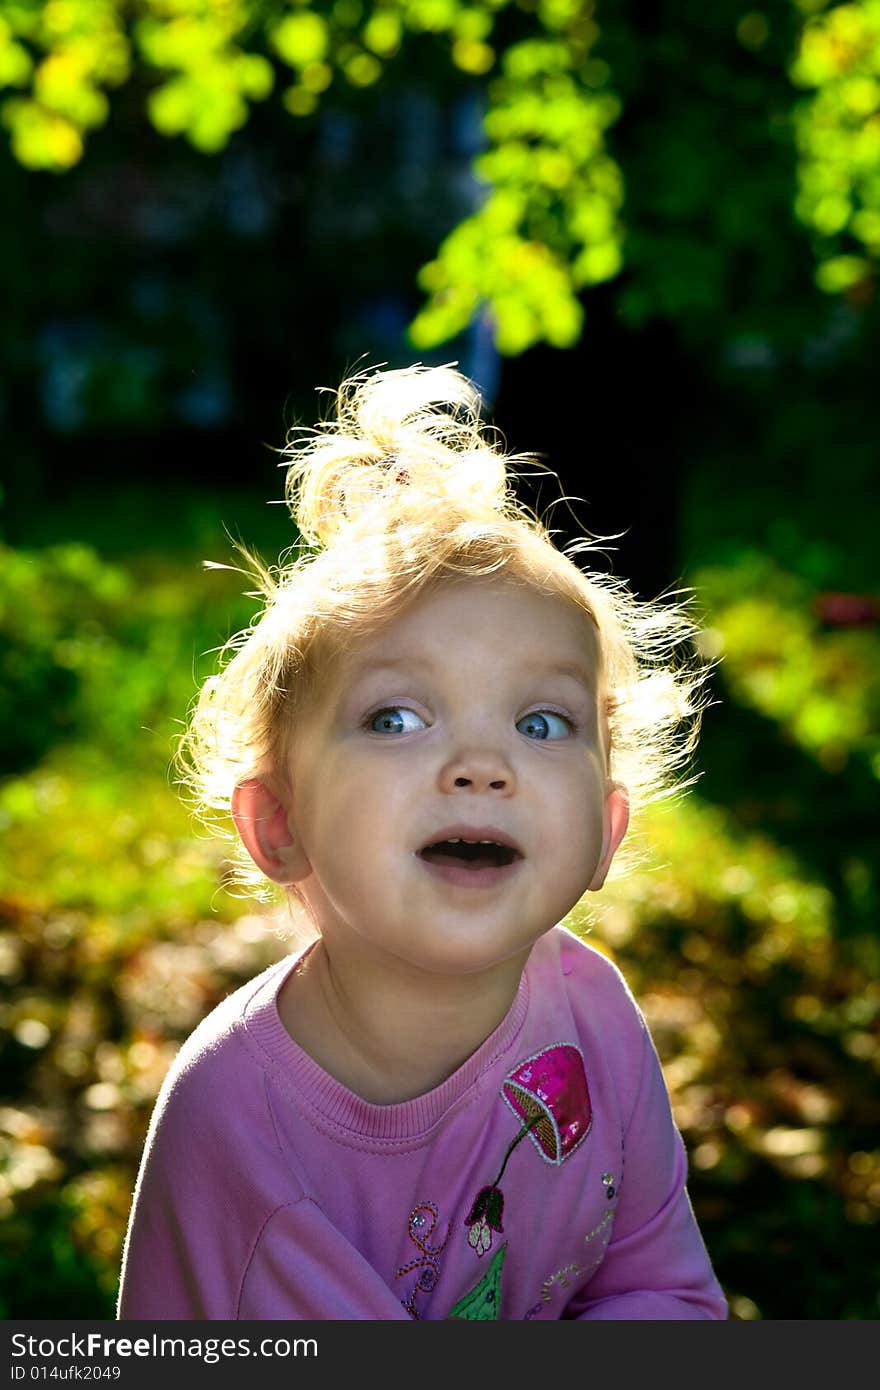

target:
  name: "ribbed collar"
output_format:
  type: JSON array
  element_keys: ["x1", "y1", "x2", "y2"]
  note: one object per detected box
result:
[{"x1": 242, "y1": 947, "x2": 531, "y2": 1145}]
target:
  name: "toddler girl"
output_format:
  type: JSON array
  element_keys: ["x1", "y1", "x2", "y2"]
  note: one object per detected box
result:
[{"x1": 117, "y1": 364, "x2": 727, "y2": 1320}]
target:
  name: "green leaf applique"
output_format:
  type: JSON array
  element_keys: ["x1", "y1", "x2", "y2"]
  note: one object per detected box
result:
[{"x1": 448, "y1": 1243, "x2": 508, "y2": 1320}]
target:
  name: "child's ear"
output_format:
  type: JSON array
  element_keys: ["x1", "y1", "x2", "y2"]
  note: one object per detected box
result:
[
  {"x1": 588, "y1": 784, "x2": 630, "y2": 891},
  {"x1": 231, "y1": 779, "x2": 311, "y2": 885}
]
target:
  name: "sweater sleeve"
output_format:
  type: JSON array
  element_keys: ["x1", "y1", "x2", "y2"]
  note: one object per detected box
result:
[
  {"x1": 237, "y1": 1200, "x2": 411, "y2": 1319},
  {"x1": 116, "y1": 1006, "x2": 414, "y2": 1322},
  {"x1": 564, "y1": 1021, "x2": 728, "y2": 1320},
  {"x1": 116, "y1": 1051, "x2": 271, "y2": 1321}
]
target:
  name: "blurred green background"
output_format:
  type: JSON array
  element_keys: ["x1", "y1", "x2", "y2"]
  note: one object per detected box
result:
[{"x1": 1, "y1": 0, "x2": 879, "y2": 1320}]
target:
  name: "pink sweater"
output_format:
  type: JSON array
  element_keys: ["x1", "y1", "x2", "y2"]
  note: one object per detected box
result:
[{"x1": 117, "y1": 926, "x2": 727, "y2": 1320}]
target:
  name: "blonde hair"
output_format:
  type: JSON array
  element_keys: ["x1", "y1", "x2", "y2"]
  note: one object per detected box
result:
[{"x1": 179, "y1": 363, "x2": 707, "y2": 901}]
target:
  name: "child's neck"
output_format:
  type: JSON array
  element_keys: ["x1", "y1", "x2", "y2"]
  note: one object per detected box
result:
[{"x1": 277, "y1": 937, "x2": 530, "y2": 1105}]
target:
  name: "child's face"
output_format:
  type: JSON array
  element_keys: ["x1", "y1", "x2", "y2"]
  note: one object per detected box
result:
[{"x1": 276, "y1": 577, "x2": 628, "y2": 977}]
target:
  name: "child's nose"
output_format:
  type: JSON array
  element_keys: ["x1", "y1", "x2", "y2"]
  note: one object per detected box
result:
[{"x1": 438, "y1": 745, "x2": 516, "y2": 794}]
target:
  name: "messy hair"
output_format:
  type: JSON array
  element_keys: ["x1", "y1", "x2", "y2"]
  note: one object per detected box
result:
[{"x1": 178, "y1": 363, "x2": 708, "y2": 901}]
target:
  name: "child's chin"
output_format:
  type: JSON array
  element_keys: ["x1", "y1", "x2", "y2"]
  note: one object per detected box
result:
[{"x1": 404, "y1": 930, "x2": 537, "y2": 980}]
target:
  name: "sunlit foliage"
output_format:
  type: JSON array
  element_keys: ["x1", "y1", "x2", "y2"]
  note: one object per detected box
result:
[
  {"x1": 790, "y1": 0, "x2": 880, "y2": 295},
  {"x1": 0, "y1": 542, "x2": 290, "y2": 1313},
  {"x1": 2, "y1": 2, "x2": 880, "y2": 351},
  {"x1": 138, "y1": 1, "x2": 274, "y2": 152},
  {"x1": 410, "y1": 20, "x2": 624, "y2": 353},
  {"x1": 693, "y1": 554, "x2": 880, "y2": 777},
  {"x1": 0, "y1": 0, "x2": 130, "y2": 170}
]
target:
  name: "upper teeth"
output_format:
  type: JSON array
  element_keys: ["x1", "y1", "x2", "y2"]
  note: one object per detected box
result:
[{"x1": 445, "y1": 838, "x2": 501, "y2": 845}]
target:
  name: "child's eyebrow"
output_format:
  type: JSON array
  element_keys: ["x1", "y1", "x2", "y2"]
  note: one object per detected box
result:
[
  {"x1": 540, "y1": 660, "x2": 597, "y2": 693},
  {"x1": 344, "y1": 654, "x2": 433, "y2": 687},
  {"x1": 346, "y1": 654, "x2": 596, "y2": 693}
]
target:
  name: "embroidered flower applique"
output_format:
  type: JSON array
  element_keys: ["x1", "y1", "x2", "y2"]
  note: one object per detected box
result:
[
  {"x1": 460, "y1": 1043, "x2": 592, "y2": 1260},
  {"x1": 467, "y1": 1215, "x2": 493, "y2": 1255},
  {"x1": 502, "y1": 1042, "x2": 593, "y2": 1165},
  {"x1": 449, "y1": 1043, "x2": 593, "y2": 1317},
  {"x1": 465, "y1": 1184, "x2": 504, "y2": 1255}
]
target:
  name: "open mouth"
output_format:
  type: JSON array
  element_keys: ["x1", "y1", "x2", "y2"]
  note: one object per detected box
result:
[{"x1": 418, "y1": 838, "x2": 521, "y2": 872}]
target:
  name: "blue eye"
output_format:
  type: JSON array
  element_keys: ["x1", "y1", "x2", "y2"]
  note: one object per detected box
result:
[
  {"x1": 368, "y1": 706, "x2": 427, "y2": 735},
  {"x1": 517, "y1": 711, "x2": 573, "y2": 740}
]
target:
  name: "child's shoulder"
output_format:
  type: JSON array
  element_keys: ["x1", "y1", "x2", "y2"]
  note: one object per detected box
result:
[
  {"x1": 536, "y1": 925, "x2": 655, "y2": 1123},
  {"x1": 152, "y1": 953, "x2": 295, "y2": 1127},
  {"x1": 539, "y1": 924, "x2": 650, "y2": 1052},
  {"x1": 546, "y1": 924, "x2": 642, "y2": 1010}
]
